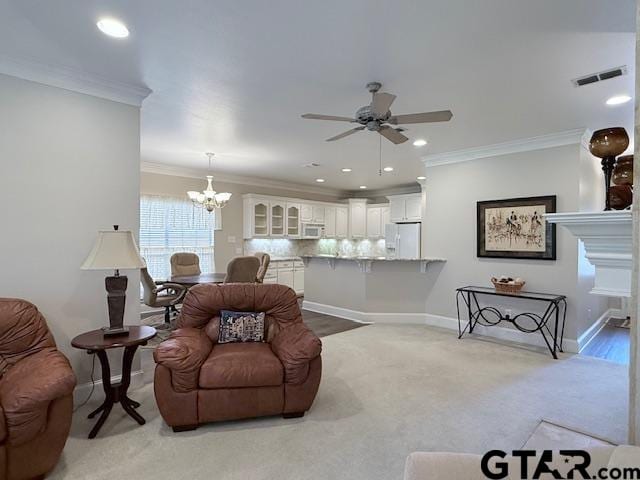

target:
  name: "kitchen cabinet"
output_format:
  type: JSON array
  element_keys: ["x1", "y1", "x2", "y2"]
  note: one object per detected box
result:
[
  {"x1": 300, "y1": 204, "x2": 313, "y2": 223},
  {"x1": 293, "y1": 260, "x2": 305, "y2": 295},
  {"x1": 405, "y1": 196, "x2": 422, "y2": 221},
  {"x1": 348, "y1": 199, "x2": 367, "y2": 239},
  {"x1": 387, "y1": 193, "x2": 423, "y2": 223},
  {"x1": 270, "y1": 202, "x2": 285, "y2": 236},
  {"x1": 336, "y1": 207, "x2": 348, "y2": 238},
  {"x1": 286, "y1": 203, "x2": 301, "y2": 238},
  {"x1": 264, "y1": 259, "x2": 304, "y2": 294},
  {"x1": 382, "y1": 205, "x2": 390, "y2": 227},
  {"x1": 324, "y1": 206, "x2": 336, "y2": 237},
  {"x1": 243, "y1": 198, "x2": 270, "y2": 238},
  {"x1": 312, "y1": 205, "x2": 325, "y2": 223},
  {"x1": 366, "y1": 206, "x2": 382, "y2": 238}
]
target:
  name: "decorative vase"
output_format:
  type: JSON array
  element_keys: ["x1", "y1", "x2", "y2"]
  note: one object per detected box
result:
[
  {"x1": 608, "y1": 185, "x2": 633, "y2": 210},
  {"x1": 589, "y1": 127, "x2": 629, "y2": 211},
  {"x1": 612, "y1": 154, "x2": 633, "y2": 186}
]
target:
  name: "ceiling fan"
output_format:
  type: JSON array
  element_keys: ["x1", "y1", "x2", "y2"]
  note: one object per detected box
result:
[{"x1": 301, "y1": 82, "x2": 453, "y2": 144}]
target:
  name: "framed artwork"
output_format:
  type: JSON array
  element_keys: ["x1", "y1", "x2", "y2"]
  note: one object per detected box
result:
[{"x1": 477, "y1": 195, "x2": 556, "y2": 260}]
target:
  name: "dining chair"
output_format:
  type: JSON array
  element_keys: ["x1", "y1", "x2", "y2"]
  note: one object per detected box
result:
[
  {"x1": 254, "y1": 252, "x2": 271, "y2": 283},
  {"x1": 224, "y1": 256, "x2": 261, "y2": 283},
  {"x1": 141, "y1": 266, "x2": 188, "y2": 323},
  {"x1": 170, "y1": 252, "x2": 201, "y2": 277}
]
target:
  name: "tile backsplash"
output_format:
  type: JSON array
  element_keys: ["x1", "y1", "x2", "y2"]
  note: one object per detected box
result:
[{"x1": 244, "y1": 238, "x2": 387, "y2": 258}]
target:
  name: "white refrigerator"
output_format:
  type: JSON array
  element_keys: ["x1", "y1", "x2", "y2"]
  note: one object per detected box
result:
[{"x1": 385, "y1": 223, "x2": 421, "y2": 259}]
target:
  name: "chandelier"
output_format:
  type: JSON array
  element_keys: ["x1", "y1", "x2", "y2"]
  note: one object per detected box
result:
[{"x1": 187, "y1": 153, "x2": 232, "y2": 212}]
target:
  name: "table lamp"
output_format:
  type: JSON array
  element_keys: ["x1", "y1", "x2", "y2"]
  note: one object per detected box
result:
[{"x1": 81, "y1": 225, "x2": 145, "y2": 336}]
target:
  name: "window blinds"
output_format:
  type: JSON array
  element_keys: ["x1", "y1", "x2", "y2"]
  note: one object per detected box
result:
[{"x1": 140, "y1": 195, "x2": 216, "y2": 281}]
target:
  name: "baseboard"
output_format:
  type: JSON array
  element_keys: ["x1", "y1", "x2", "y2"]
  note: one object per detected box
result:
[
  {"x1": 576, "y1": 308, "x2": 617, "y2": 353},
  {"x1": 302, "y1": 301, "x2": 373, "y2": 324},
  {"x1": 302, "y1": 300, "x2": 578, "y2": 353},
  {"x1": 73, "y1": 370, "x2": 144, "y2": 405}
]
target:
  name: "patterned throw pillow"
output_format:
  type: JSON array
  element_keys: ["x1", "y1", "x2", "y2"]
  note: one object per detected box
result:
[{"x1": 218, "y1": 310, "x2": 266, "y2": 343}]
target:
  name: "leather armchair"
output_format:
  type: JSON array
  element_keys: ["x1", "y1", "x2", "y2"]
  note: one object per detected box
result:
[
  {"x1": 0, "y1": 298, "x2": 76, "y2": 480},
  {"x1": 153, "y1": 283, "x2": 322, "y2": 431}
]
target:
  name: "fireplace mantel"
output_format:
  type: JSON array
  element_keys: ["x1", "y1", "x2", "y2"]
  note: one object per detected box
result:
[{"x1": 545, "y1": 210, "x2": 632, "y2": 297}]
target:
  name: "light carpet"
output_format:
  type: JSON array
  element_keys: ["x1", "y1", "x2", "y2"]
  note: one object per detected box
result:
[{"x1": 50, "y1": 324, "x2": 628, "y2": 480}]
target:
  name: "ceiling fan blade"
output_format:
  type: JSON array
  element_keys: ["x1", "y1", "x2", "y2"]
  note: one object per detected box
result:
[
  {"x1": 302, "y1": 113, "x2": 355, "y2": 122},
  {"x1": 378, "y1": 126, "x2": 409, "y2": 145},
  {"x1": 388, "y1": 110, "x2": 453, "y2": 124},
  {"x1": 326, "y1": 126, "x2": 365, "y2": 142},
  {"x1": 371, "y1": 92, "x2": 396, "y2": 116}
]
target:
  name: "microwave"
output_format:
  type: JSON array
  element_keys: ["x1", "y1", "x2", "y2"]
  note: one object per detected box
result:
[{"x1": 302, "y1": 223, "x2": 324, "y2": 239}]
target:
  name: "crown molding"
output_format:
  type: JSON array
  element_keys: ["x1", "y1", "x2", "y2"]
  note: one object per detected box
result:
[
  {"x1": 0, "y1": 54, "x2": 152, "y2": 107},
  {"x1": 421, "y1": 129, "x2": 586, "y2": 167},
  {"x1": 141, "y1": 161, "x2": 348, "y2": 198}
]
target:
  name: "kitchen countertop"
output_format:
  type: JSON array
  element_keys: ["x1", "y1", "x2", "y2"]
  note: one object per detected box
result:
[{"x1": 300, "y1": 254, "x2": 446, "y2": 262}]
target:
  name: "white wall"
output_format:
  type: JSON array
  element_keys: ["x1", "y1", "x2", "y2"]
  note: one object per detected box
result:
[
  {"x1": 0, "y1": 74, "x2": 141, "y2": 384},
  {"x1": 422, "y1": 144, "x2": 608, "y2": 342}
]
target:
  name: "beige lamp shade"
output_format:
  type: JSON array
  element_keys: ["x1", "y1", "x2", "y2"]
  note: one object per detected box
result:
[{"x1": 81, "y1": 230, "x2": 145, "y2": 270}]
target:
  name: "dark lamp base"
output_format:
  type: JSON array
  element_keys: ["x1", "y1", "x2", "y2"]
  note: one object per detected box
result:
[{"x1": 101, "y1": 326, "x2": 130, "y2": 337}]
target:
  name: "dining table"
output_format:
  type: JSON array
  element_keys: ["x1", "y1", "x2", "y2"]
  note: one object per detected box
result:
[{"x1": 169, "y1": 272, "x2": 227, "y2": 287}]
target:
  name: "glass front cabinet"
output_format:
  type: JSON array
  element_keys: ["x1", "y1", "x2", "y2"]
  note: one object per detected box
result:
[
  {"x1": 252, "y1": 201, "x2": 269, "y2": 237},
  {"x1": 270, "y1": 202, "x2": 285, "y2": 236},
  {"x1": 286, "y1": 203, "x2": 301, "y2": 238}
]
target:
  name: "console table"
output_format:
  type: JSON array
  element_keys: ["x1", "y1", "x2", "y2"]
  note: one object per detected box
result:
[{"x1": 455, "y1": 286, "x2": 567, "y2": 359}]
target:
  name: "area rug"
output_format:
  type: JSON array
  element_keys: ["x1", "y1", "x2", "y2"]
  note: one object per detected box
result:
[{"x1": 53, "y1": 324, "x2": 628, "y2": 480}]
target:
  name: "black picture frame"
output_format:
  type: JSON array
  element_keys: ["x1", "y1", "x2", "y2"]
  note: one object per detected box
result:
[{"x1": 477, "y1": 195, "x2": 557, "y2": 260}]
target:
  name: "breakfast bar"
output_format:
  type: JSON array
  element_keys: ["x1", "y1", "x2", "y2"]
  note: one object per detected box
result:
[{"x1": 301, "y1": 255, "x2": 446, "y2": 320}]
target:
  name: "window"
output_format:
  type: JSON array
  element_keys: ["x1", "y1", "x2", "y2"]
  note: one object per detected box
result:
[{"x1": 140, "y1": 195, "x2": 216, "y2": 281}]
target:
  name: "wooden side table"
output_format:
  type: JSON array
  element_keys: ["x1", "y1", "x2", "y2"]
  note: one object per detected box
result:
[{"x1": 71, "y1": 326, "x2": 156, "y2": 439}]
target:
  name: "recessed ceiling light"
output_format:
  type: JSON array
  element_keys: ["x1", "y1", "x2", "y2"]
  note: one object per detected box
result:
[
  {"x1": 341, "y1": 168, "x2": 352, "y2": 172},
  {"x1": 97, "y1": 18, "x2": 129, "y2": 38},
  {"x1": 315, "y1": 178, "x2": 325, "y2": 183},
  {"x1": 417, "y1": 176, "x2": 426, "y2": 180},
  {"x1": 383, "y1": 167, "x2": 394, "y2": 172},
  {"x1": 359, "y1": 185, "x2": 367, "y2": 189},
  {"x1": 606, "y1": 95, "x2": 632, "y2": 106},
  {"x1": 413, "y1": 139, "x2": 427, "y2": 147}
]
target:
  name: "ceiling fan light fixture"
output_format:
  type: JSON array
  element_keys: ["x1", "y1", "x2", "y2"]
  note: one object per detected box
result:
[
  {"x1": 96, "y1": 18, "x2": 129, "y2": 38},
  {"x1": 413, "y1": 139, "x2": 428, "y2": 147}
]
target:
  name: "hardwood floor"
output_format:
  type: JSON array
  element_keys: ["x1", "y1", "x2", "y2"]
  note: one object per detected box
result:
[
  {"x1": 301, "y1": 309, "x2": 368, "y2": 337},
  {"x1": 581, "y1": 320, "x2": 630, "y2": 365}
]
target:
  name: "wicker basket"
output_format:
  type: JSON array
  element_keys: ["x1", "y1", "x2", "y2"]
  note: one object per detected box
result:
[{"x1": 491, "y1": 277, "x2": 525, "y2": 294}]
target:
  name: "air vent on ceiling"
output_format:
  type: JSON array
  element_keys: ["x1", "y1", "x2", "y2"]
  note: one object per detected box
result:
[{"x1": 572, "y1": 66, "x2": 627, "y2": 87}]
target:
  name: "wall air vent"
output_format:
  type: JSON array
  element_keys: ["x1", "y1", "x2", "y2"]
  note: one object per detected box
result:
[{"x1": 572, "y1": 66, "x2": 627, "y2": 87}]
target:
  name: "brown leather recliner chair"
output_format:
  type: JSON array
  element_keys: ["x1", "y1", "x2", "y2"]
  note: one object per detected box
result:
[
  {"x1": 0, "y1": 299, "x2": 77, "y2": 480},
  {"x1": 153, "y1": 283, "x2": 322, "y2": 431}
]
